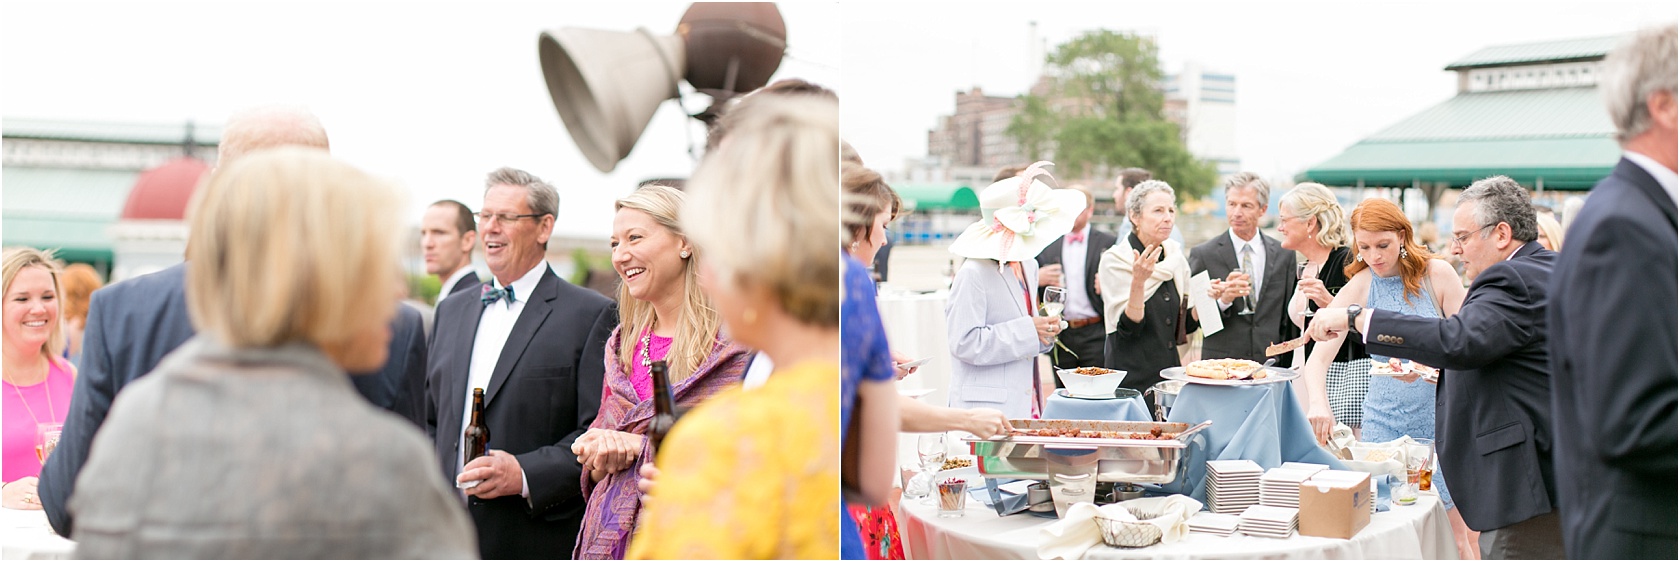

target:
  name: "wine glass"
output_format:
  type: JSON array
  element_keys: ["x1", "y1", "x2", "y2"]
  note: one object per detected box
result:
[
  {"x1": 1041, "y1": 286, "x2": 1067, "y2": 329},
  {"x1": 1297, "y1": 261, "x2": 1316, "y2": 319},
  {"x1": 1234, "y1": 265, "x2": 1256, "y2": 315},
  {"x1": 916, "y1": 433, "x2": 949, "y2": 505}
]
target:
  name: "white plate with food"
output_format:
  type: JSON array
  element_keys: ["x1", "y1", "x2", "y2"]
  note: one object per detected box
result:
[
  {"x1": 1161, "y1": 358, "x2": 1299, "y2": 386},
  {"x1": 1371, "y1": 359, "x2": 1439, "y2": 380}
]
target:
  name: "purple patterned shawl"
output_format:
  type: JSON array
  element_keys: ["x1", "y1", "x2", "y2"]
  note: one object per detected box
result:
[{"x1": 573, "y1": 326, "x2": 752, "y2": 559}]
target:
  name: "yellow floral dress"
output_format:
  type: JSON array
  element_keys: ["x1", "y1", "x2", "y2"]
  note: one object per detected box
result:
[{"x1": 627, "y1": 360, "x2": 840, "y2": 560}]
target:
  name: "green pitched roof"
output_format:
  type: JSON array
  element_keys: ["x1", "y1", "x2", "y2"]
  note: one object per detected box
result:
[
  {"x1": 1444, "y1": 35, "x2": 1622, "y2": 70},
  {"x1": 895, "y1": 183, "x2": 981, "y2": 211},
  {"x1": 1299, "y1": 87, "x2": 1618, "y2": 190}
]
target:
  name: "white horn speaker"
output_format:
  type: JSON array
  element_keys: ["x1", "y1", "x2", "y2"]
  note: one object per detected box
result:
[{"x1": 538, "y1": 27, "x2": 685, "y2": 174}]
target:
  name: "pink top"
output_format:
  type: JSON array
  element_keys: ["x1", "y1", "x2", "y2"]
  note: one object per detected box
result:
[
  {"x1": 629, "y1": 332, "x2": 673, "y2": 402},
  {"x1": 3, "y1": 360, "x2": 73, "y2": 482}
]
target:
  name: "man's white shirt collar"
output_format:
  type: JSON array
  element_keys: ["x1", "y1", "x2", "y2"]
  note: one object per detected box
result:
[{"x1": 490, "y1": 260, "x2": 550, "y2": 308}]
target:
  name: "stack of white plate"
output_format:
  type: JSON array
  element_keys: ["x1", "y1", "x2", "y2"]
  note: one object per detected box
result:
[
  {"x1": 1204, "y1": 460, "x2": 1263, "y2": 514},
  {"x1": 1279, "y1": 462, "x2": 1329, "y2": 472},
  {"x1": 1187, "y1": 512, "x2": 1241, "y2": 537},
  {"x1": 1259, "y1": 467, "x2": 1321, "y2": 509},
  {"x1": 1238, "y1": 505, "x2": 1299, "y2": 539}
]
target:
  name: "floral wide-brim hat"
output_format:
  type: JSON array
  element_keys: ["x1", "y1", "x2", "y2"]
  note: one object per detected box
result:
[{"x1": 948, "y1": 161, "x2": 1088, "y2": 262}]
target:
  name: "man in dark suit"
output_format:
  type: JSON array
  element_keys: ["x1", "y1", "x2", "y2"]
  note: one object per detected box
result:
[
  {"x1": 37, "y1": 106, "x2": 430, "y2": 537},
  {"x1": 426, "y1": 167, "x2": 616, "y2": 559},
  {"x1": 1190, "y1": 172, "x2": 1296, "y2": 363},
  {"x1": 1547, "y1": 24, "x2": 1677, "y2": 560},
  {"x1": 1035, "y1": 184, "x2": 1116, "y2": 379},
  {"x1": 1310, "y1": 176, "x2": 1562, "y2": 559},
  {"x1": 423, "y1": 199, "x2": 482, "y2": 297}
]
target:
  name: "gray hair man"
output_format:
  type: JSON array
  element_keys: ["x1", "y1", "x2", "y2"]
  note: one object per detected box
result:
[
  {"x1": 1310, "y1": 175, "x2": 1562, "y2": 559},
  {"x1": 1189, "y1": 172, "x2": 1298, "y2": 363},
  {"x1": 423, "y1": 167, "x2": 616, "y2": 559},
  {"x1": 1547, "y1": 23, "x2": 1677, "y2": 560}
]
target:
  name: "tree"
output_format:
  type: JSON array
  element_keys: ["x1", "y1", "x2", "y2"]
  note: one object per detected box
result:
[{"x1": 1007, "y1": 30, "x2": 1218, "y2": 202}]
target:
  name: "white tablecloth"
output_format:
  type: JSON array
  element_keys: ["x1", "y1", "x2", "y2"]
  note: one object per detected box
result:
[
  {"x1": 1, "y1": 508, "x2": 75, "y2": 560},
  {"x1": 899, "y1": 493, "x2": 1458, "y2": 559},
  {"x1": 878, "y1": 290, "x2": 952, "y2": 408}
]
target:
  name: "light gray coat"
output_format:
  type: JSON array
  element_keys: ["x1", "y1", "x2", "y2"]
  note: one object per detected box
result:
[
  {"x1": 946, "y1": 258, "x2": 1051, "y2": 418},
  {"x1": 70, "y1": 337, "x2": 477, "y2": 559}
]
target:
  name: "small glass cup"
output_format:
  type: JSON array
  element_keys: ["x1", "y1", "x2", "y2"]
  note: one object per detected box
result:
[
  {"x1": 936, "y1": 479, "x2": 968, "y2": 517},
  {"x1": 1408, "y1": 439, "x2": 1437, "y2": 492},
  {"x1": 36, "y1": 422, "x2": 63, "y2": 465},
  {"x1": 1395, "y1": 473, "x2": 1420, "y2": 505}
]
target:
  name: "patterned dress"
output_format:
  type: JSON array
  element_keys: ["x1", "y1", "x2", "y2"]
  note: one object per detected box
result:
[{"x1": 1363, "y1": 273, "x2": 1454, "y2": 509}]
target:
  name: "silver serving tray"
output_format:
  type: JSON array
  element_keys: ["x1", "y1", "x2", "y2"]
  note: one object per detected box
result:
[{"x1": 962, "y1": 419, "x2": 1211, "y2": 484}]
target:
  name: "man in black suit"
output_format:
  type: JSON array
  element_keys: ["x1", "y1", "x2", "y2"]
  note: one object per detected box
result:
[
  {"x1": 1035, "y1": 184, "x2": 1116, "y2": 379},
  {"x1": 426, "y1": 167, "x2": 616, "y2": 559},
  {"x1": 1190, "y1": 172, "x2": 1296, "y2": 363},
  {"x1": 423, "y1": 199, "x2": 482, "y2": 297},
  {"x1": 1548, "y1": 24, "x2": 1677, "y2": 560},
  {"x1": 36, "y1": 105, "x2": 430, "y2": 537},
  {"x1": 1310, "y1": 176, "x2": 1562, "y2": 559}
]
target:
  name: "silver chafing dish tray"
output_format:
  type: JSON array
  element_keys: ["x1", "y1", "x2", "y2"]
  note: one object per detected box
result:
[{"x1": 962, "y1": 419, "x2": 1211, "y2": 518}]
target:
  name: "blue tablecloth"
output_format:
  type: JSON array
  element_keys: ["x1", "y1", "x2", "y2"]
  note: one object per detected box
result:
[
  {"x1": 1157, "y1": 381, "x2": 1346, "y2": 503},
  {"x1": 1042, "y1": 392, "x2": 1152, "y2": 421}
]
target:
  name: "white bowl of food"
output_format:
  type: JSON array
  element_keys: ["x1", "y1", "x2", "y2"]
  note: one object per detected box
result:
[{"x1": 1056, "y1": 367, "x2": 1128, "y2": 399}]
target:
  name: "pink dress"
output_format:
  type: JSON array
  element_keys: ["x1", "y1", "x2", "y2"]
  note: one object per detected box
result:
[{"x1": 2, "y1": 360, "x2": 73, "y2": 482}]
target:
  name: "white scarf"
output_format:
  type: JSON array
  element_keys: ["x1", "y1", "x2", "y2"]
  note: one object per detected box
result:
[{"x1": 1099, "y1": 236, "x2": 1192, "y2": 334}]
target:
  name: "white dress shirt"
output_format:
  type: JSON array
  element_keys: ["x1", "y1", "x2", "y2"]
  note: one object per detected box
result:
[
  {"x1": 1219, "y1": 229, "x2": 1266, "y2": 310},
  {"x1": 1061, "y1": 225, "x2": 1098, "y2": 320},
  {"x1": 459, "y1": 259, "x2": 550, "y2": 500},
  {"x1": 1623, "y1": 150, "x2": 1679, "y2": 206}
]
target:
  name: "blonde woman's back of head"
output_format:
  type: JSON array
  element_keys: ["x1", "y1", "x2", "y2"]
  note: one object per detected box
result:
[
  {"x1": 186, "y1": 147, "x2": 404, "y2": 351},
  {"x1": 684, "y1": 95, "x2": 841, "y2": 327}
]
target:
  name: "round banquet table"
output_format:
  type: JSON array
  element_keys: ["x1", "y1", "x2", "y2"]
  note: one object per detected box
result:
[
  {"x1": 898, "y1": 492, "x2": 1459, "y2": 560},
  {"x1": 877, "y1": 289, "x2": 953, "y2": 408},
  {"x1": 2, "y1": 508, "x2": 75, "y2": 560}
]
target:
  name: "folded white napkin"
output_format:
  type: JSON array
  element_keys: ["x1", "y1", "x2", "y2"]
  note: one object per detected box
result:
[{"x1": 1036, "y1": 495, "x2": 1204, "y2": 559}]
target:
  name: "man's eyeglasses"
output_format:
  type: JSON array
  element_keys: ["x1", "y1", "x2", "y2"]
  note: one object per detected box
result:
[
  {"x1": 475, "y1": 212, "x2": 547, "y2": 224},
  {"x1": 1450, "y1": 224, "x2": 1495, "y2": 248}
]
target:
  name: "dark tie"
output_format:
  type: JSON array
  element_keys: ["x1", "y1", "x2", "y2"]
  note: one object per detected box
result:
[{"x1": 481, "y1": 284, "x2": 516, "y2": 306}]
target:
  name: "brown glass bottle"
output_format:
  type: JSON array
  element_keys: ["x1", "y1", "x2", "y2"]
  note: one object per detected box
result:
[
  {"x1": 648, "y1": 360, "x2": 677, "y2": 453},
  {"x1": 463, "y1": 387, "x2": 490, "y2": 466}
]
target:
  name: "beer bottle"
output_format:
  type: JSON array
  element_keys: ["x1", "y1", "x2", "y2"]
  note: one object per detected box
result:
[
  {"x1": 648, "y1": 361, "x2": 677, "y2": 453},
  {"x1": 464, "y1": 387, "x2": 490, "y2": 466}
]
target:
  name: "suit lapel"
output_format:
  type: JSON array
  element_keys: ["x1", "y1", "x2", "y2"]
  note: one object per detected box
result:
[
  {"x1": 1616, "y1": 157, "x2": 1677, "y2": 227},
  {"x1": 1084, "y1": 231, "x2": 1108, "y2": 308},
  {"x1": 484, "y1": 268, "x2": 558, "y2": 405}
]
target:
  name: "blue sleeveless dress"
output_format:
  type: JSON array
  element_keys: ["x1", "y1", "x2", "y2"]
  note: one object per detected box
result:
[{"x1": 1363, "y1": 273, "x2": 1453, "y2": 509}]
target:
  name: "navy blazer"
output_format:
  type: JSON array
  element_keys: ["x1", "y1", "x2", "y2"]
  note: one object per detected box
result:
[
  {"x1": 424, "y1": 266, "x2": 616, "y2": 559},
  {"x1": 447, "y1": 270, "x2": 481, "y2": 296},
  {"x1": 38, "y1": 262, "x2": 429, "y2": 537},
  {"x1": 1547, "y1": 157, "x2": 1678, "y2": 559},
  {"x1": 1035, "y1": 227, "x2": 1119, "y2": 324},
  {"x1": 1188, "y1": 232, "x2": 1298, "y2": 362},
  {"x1": 1364, "y1": 241, "x2": 1557, "y2": 531}
]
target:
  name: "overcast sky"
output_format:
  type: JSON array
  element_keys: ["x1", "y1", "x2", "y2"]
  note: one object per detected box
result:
[
  {"x1": 1, "y1": 0, "x2": 842, "y2": 240},
  {"x1": 841, "y1": 0, "x2": 1676, "y2": 187}
]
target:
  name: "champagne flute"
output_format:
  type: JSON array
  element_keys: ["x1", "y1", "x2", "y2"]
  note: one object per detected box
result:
[
  {"x1": 1041, "y1": 286, "x2": 1067, "y2": 330},
  {"x1": 1234, "y1": 265, "x2": 1256, "y2": 315},
  {"x1": 1297, "y1": 261, "x2": 1316, "y2": 319},
  {"x1": 916, "y1": 433, "x2": 948, "y2": 505}
]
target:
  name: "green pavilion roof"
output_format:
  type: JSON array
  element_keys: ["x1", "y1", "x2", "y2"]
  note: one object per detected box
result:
[
  {"x1": 1298, "y1": 87, "x2": 1618, "y2": 190},
  {"x1": 1444, "y1": 35, "x2": 1620, "y2": 70},
  {"x1": 895, "y1": 182, "x2": 981, "y2": 211}
]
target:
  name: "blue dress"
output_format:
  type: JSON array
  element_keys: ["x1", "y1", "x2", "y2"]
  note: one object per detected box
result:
[
  {"x1": 840, "y1": 255, "x2": 896, "y2": 559},
  {"x1": 1363, "y1": 272, "x2": 1454, "y2": 509}
]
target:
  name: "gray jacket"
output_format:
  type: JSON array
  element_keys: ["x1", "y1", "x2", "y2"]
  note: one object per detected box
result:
[
  {"x1": 70, "y1": 337, "x2": 477, "y2": 559},
  {"x1": 945, "y1": 258, "x2": 1051, "y2": 418}
]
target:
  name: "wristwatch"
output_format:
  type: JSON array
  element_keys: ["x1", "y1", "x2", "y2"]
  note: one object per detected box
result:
[{"x1": 1346, "y1": 304, "x2": 1363, "y2": 335}]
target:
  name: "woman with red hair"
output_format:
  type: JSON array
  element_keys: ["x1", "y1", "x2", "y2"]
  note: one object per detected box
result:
[{"x1": 1299, "y1": 198, "x2": 1480, "y2": 558}]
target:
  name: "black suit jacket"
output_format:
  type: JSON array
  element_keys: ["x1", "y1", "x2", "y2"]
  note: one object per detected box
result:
[
  {"x1": 447, "y1": 270, "x2": 481, "y2": 296},
  {"x1": 1035, "y1": 227, "x2": 1119, "y2": 324},
  {"x1": 38, "y1": 262, "x2": 429, "y2": 537},
  {"x1": 1547, "y1": 157, "x2": 1678, "y2": 559},
  {"x1": 425, "y1": 266, "x2": 616, "y2": 559},
  {"x1": 1188, "y1": 232, "x2": 1297, "y2": 362},
  {"x1": 1364, "y1": 241, "x2": 1557, "y2": 531}
]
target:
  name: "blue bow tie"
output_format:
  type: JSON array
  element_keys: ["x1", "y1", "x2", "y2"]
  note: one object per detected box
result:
[{"x1": 481, "y1": 284, "x2": 516, "y2": 306}]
